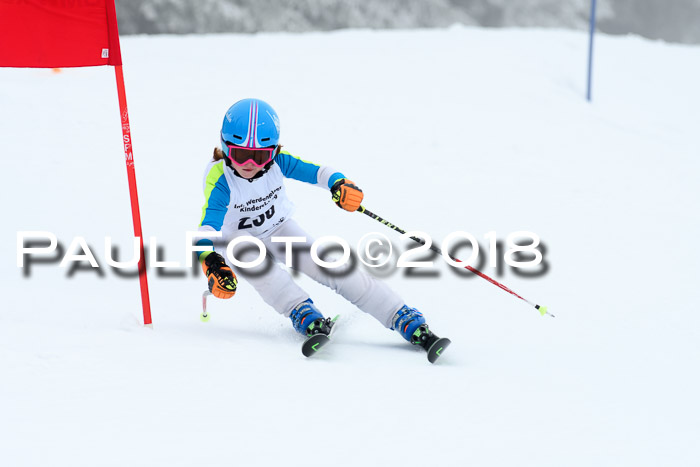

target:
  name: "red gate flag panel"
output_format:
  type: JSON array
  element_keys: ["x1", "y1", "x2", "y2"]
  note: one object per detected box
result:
[{"x1": 0, "y1": 0, "x2": 122, "y2": 68}]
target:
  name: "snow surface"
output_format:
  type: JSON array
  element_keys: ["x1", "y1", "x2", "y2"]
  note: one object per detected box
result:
[{"x1": 1, "y1": 27, "x2": 699, "y2": 466}]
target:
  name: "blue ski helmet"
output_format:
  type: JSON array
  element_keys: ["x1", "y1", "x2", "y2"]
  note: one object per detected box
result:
[{"x1": 221, "y1": 98, "x2": 280, "y2": 158}]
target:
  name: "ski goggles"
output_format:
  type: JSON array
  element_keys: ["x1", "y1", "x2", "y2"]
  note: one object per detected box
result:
[{"x1": 225, "y1": 143, "x2": 276, "y2": 168}]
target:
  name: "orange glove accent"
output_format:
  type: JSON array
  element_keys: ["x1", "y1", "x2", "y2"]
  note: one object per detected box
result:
[
  {"x1": 331, "y1": 178, "x2": 364, "y2": 212},
  {"x1": 202, "y1": 252, "x2": 237, "y2": 299}
]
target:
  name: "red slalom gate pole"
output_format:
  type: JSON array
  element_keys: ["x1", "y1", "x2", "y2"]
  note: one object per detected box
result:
[
  {"x1": 357, "y1": 205, "x2": 552, "y2": 317},
  {"x1": 114, "y1": 64, "x2": 153, "y2": 327}
]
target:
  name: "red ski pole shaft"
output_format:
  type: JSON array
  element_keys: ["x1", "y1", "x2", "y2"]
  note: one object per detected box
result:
[{"x1": 357, "y1": 205, "x2": 552, "y2": 317}]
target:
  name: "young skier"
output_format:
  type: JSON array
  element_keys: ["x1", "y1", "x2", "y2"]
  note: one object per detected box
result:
[{"x1": 195, "y1": 98, "x2": 449, "y2": 361}]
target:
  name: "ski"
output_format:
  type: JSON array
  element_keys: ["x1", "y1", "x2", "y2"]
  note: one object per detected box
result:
[
  {"x1": 425, "y1": 337, "x2": 451, "y2": 364},
  {"x1": 408, "y1": 323, "x2": 451, "y2": 363},
  {"x1": 301, "y1": 315, "x2": 339, "y2": 357},
  {"x1": 301, "y1": 333, "x2": 330, "y2": 357}
]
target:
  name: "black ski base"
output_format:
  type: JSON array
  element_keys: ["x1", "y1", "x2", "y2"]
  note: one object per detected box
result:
[
  {"x1": 425, "y1": 337, "x2": 451, "y2": 363},
  {"x1": 301, "y1": 315, "x2": 338, "y2": 357},
  {"x1": 301, "y1": 333, "x2": 331, "y2": 357}
]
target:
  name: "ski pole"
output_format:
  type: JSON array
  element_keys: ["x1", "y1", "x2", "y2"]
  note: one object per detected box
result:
[
  {"x1": 357, "y1": 205, "x2": 553, "y2": 318},
  {"x1": 201, "y1": 290, "x2": 212, "y2": 322}
]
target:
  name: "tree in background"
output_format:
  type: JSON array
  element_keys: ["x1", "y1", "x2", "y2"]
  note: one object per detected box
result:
[
  {"x1": 598, "y1": 0, "x2": 700, "y2": 43},
  {"x1": 114, "y1": 0, "x2": 700, "y2": 44}
]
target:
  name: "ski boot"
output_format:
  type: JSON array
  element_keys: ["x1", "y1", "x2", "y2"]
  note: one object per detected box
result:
[
  {"x1": 290, "y1": 299, "x2": 338, "y2": 357},
  {"x1": 305, "y1": 315, "x2": 336, "y2": 338},
  {"x1": 290, "y1": 298, "x2": 324, "y2": 335},
  {"x1": 392, "y1": 305, "x2": 451, "y2": 363}
]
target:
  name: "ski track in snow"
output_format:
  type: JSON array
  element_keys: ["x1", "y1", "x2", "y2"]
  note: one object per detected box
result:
[{"x1": 1, "y1": 27, "x2": 699, "y2": 466}]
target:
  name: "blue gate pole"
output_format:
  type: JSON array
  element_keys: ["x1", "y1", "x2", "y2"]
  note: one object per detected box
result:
[{"x1": 587, "y1": 0, "x2": 598, "y2": 101}]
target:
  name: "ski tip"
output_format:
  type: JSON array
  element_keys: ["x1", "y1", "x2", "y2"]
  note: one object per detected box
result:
[
  {"x1": 427, "y1": 338, "x2": 451, "y2": 364},
  {"x1": 301, "y1": 334, "x2": 331, "y2": 358}
]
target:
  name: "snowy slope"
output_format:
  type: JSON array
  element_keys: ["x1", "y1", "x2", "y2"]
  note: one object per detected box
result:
[{"x1": 1, "y1": 27, "x2": 699, "y2": 467}]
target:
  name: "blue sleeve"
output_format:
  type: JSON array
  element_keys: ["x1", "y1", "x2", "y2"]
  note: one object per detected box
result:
[
  {"x1": 195, "y1": 238, "x2": 214, "y2": 249},
  {"x1": 276, "y1": 151, "x2": 345, "y2": 188},
  {"x1": 275, "y1": 151, "x2": 319, "y2": 184},
  {"x1": 327, "y1": 172, "x2": 345, "y2": 189}
]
